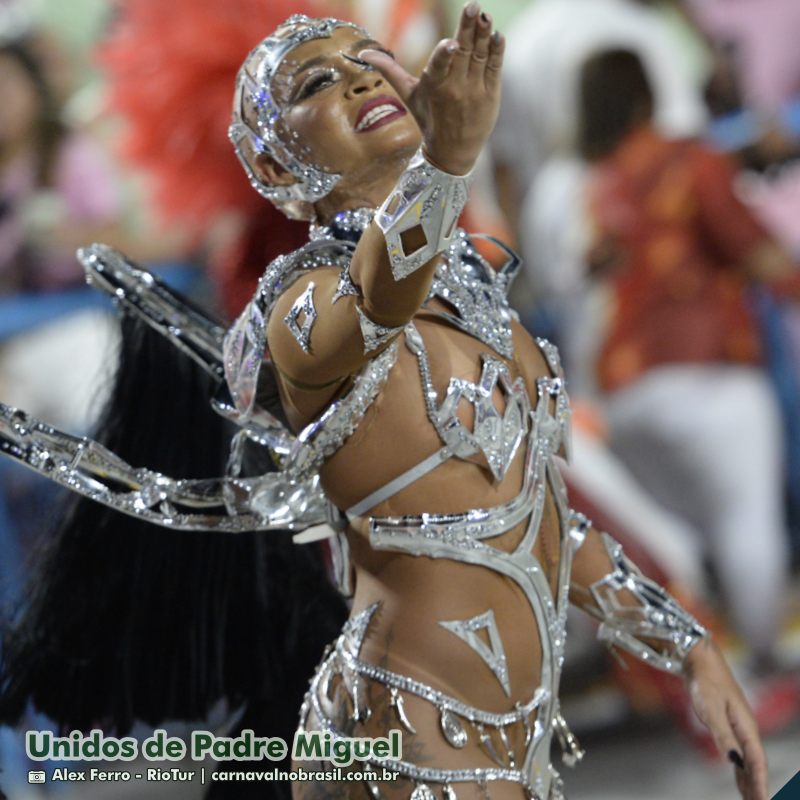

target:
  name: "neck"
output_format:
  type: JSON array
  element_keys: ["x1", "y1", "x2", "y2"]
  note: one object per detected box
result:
[{"x1": 313, "y1": 145, "x2": 416, "y2": 225}]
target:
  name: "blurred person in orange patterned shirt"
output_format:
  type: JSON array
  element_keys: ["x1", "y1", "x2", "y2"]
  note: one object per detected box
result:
[{"x1": 578, "y1": 49, "x2": 800, "y2": 699}]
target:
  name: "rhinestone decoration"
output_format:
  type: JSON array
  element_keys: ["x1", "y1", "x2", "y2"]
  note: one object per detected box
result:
[
  {"x1": 552, "y1": 712, "x2": 585, "y2": 768},
  {"x1": 587, "y1": 533, "x2": 708, "y2": 673},
  {"x1": 390, "y1": 687, "x2": 417, "y2": 734},
  {"x1": 436, "y1": 355, "x2": 529, "y2": 481},
  {"x1": 283, "y1": 341, "x2": 400, "y2": 482},
  {"x1": 355, "y1": 306, "x2": 405, "y2": 353},
  {"x1": 439, "y1": 708, "x2": 468, "y2": 749},
  {"x1": 283, "y1": 282, "x2": 318, "y2": 353},
  {"x1": 302, "y1": 600, "x2": 553, "y2": 794},
  {"x1": 439, "y1": 610, "x2": 511, "y2": 696},
  {"x1": 331, "y1": 264, "x2": 361, "y2": 304},
  {"x1": 429, "y1": 231, "x2": 520, "y2": 358},
  {"x1": 304, "y1": 207, "x2": 522, "y2": 357},
  {"x1": 310, "y1": 207, "x2": 376, "y2": 244},
  {"x1": 410, "y1": 785, "x2": 436, "y2": 800}
]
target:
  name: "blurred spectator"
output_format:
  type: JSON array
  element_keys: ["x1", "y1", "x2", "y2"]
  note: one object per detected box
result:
[
  {"x1": 578, "y1": 49, "x2": 800, "y2": 682},
  {"x1": 491, "y1": 0, "x2": 707, "y2": 247},
  {"x1": 0, "y1": 38, "x2": 122, "y2": 294},
  {"x1": 689, "y1": 0, "x2": 800, "y2": 121}
]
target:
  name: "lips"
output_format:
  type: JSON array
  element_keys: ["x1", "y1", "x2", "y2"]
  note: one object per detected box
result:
[{"x1": 355, "y1": 95, "x2": 407, "y2": 133}]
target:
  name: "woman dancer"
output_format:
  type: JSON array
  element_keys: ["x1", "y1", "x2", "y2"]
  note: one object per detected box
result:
[
  {"x1": 222, "y1": 7, "x2": 766, "y2": 799},
  {"x1": 1, "y1": 5, "x2": 767, "y2": 800}
]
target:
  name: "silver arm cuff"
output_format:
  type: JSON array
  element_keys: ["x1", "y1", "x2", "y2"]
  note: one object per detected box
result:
[
  {"x1": 587, "y1": 533, "x2": 708, "y2": 674},
  {"x1": 376, "y1": 148, "x2": 473, "y2": 280}
]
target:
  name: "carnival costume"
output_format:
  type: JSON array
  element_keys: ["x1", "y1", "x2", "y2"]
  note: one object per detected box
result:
[{"x1": 0, "y1": 15, "x2": 708, "y2": 800}]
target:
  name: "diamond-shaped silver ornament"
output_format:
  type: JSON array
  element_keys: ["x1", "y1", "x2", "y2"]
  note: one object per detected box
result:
[{"x1": 283, "y1": 282, "x2": 317, "y2": 353}]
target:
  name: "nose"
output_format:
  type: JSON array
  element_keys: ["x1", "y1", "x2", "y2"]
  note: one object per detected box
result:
[{"x1": 343, "y1": 60, "x2": 383, "y2": 97}]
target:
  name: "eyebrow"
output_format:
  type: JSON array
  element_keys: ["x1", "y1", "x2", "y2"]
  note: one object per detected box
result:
[{"x1": 294, "y1": 38, "x2": 382, "y2": 76}]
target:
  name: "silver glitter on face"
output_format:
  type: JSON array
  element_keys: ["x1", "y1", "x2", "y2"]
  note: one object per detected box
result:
[{"x1": 229, "y1": 15, "x2": 371, "y2": 219}]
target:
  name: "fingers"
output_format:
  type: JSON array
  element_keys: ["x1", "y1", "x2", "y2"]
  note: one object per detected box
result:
[
  {"x1": 450, "y1": 1, "x2": 480, "y2": 77},
  {"x1": 450, "y1": 2, "x2": 503, "y2": 86},
  {"x1": 484, "y1": 31, "x2": 505, "y2": 90},
  {"x1": 730, "y1": 705, "x2": 769, "y2": 800},
  {"x1": 703, "y1": 704, "x2": 742, "y2": 768},
  {"x1": 455, "y1": 1, "x2": 480, "y2": 50},
  {"x1": 423, "y1": 38, "x2": 458, "y2": 84},
  {"x1": 470, "y1": 11, "x2": 493, "y2": 69},
  {"x1": 358, "y1": 49, "x2": 417, "y2": 104}
]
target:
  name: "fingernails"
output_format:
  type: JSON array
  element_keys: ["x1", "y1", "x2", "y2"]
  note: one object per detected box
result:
[
  {"x1": 480, "y1": 11, "x2": 491, "y2": 25},
  {"x1": 728, "y1": 750, "x2": 745, "y2": 769},
  {"x1": 446, "y1": 41, "x2": 459, "y2": 54},
  {"x1": 491, "y1": 31, "x2": 502, "y2": 45},
  {"x1": 465, "y1": 2, "x2": 479, "y2": 18}
]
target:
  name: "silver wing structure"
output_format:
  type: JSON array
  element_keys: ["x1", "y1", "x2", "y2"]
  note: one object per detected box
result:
[{"x1": 0, "y1": 244, "x2": 335, "y2": 533}]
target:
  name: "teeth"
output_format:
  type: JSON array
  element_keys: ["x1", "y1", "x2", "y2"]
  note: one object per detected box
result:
[{"x1": 356, "y1": 104, "x2": 400, "y2": 131}]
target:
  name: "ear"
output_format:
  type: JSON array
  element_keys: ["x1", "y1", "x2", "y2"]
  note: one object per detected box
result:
[{"x1": 253, "y1": 153, "x2": 298, "y2": 188}]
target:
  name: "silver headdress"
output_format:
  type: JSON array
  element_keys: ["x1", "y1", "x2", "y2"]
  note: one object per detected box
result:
[{"x1": 229, "y1": 14, "x2": 368, "y2": 220}]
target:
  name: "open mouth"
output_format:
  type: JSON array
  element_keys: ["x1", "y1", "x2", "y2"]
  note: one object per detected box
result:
[{"x1": 355, "y1": 95, "x2": 407, "y2": 133}]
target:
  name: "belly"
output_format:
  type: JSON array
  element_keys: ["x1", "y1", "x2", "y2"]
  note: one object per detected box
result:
[{"x1": 345, "y1": 486, "x2": 565, "y2": 715}]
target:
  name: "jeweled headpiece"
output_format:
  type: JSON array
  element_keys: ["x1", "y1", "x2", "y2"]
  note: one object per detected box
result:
[{"x1": 229, "y1": 14, "x2": 368, "y2": 220}]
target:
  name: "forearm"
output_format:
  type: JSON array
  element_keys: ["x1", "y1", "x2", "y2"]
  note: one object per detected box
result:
[
  {"x1": 569, "y1": 523, "x2": 708, "y2": 674},
  {"x1": 350, "y1": 153, "x2": 473, "y2": 326}
]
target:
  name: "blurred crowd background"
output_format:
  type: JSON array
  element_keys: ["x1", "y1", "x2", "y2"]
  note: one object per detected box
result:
[{"x1": 0, "y1": 0, "x2": 799, "y2": 797}]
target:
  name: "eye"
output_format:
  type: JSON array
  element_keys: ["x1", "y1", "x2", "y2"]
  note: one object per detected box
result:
[{"x1": 295, "y1": 69, "x2": 337, "y2": 101}]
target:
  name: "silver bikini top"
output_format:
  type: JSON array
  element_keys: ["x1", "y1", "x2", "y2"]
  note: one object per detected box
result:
[{"x1": 222, "y1": 209, "x2": 531, "y2": 529}]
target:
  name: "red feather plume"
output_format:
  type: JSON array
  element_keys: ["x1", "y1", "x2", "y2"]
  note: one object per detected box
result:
[{"x1": 98, "y1": 0, "x2": 327, "y2": 231}]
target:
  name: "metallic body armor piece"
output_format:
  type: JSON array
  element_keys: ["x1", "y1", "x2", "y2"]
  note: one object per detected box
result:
[
  {"x1": 0, "y1": 214, "x2": 707, "y2": 799},
  {"x1": 586, "y1": 534, "x2": 708, "y2": 674},
  {"x1": 375, "y1": 148, "x2": 474, "y2": 280}
]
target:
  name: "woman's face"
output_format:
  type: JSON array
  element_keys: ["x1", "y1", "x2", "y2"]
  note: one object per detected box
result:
[
  {"x1": 272, "y1": 26, "x2": 422, "y2": 182},
  {"x1": 0, "y1": 53, "x2": 41, "y2": 149}
]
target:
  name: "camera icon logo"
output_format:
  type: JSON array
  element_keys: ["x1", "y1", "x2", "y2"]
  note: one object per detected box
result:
[{"x1": 28, "y1": 770, "x2": 46, "y2": 784}]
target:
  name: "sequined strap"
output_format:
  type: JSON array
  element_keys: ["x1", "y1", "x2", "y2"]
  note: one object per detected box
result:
[
  {"x1": 587, "y1": 533, "x2": 709, "y2": 674},
  {"x1": 284, "y1": 340, "x2": 401, "y2": 481},
  {"x1": 345, "y1": 445, "x2": 450, "y2": 519}
]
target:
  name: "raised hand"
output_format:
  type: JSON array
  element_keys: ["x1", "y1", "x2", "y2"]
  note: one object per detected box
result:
[
  {"x1": 685, "y1": 641, "x2": 769, "y2": 800},
  {"x1": 359, "y1": 1, "x2": 504, "y2": 176}
]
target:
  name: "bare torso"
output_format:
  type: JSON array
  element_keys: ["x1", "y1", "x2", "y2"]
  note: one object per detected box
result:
[{"x1": 282, "y1": 289, "x2": 567, "y2": 798}]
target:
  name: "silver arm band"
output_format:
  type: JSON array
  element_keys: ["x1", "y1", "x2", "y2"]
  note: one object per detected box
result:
[
  {"x1": 0, "y1": 403, "x2": 335, "y2": 533},
  {"x1": 586, "y1": 533, "x2": 708, "y2": 674},
  {"x1": 376, "y1": 147, "x2": 473, "y2": 281}
]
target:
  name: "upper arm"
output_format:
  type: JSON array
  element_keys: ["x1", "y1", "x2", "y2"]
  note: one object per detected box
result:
[
  {"x1": 268, "y1": 217, "x2": 443, "y2": 390},
  {"x1": 267, "y1": 268, "x2": 376, "y2": 388}
]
